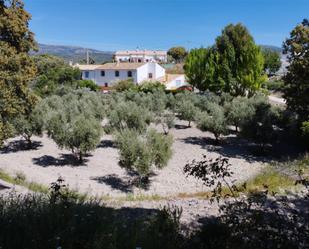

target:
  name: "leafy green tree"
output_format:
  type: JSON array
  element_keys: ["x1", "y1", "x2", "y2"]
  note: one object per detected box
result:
[
  {"x1": 224, "y1": 97, "x2": 255, "y2": 132},
  {"x1": 167, "y1": 46, "x2": 187, "y2": 63},
  {"x1": 32, "y1": 54, "x2": 81, "y2": 97},
  {"x1": 184, "y1": 48, "x2": 221, "y2": 92},
  {"x1": 283, "y1": 19, "x2": 309, "y2": 123},
  {"x1": 261, "y1": 48, "x2": 282, "y2": 76},
  {"x1": 215, "y1": 23, "x2": 267, "y2": 96},
  {"x1": 0, "y1": 0, "x2": 37, "y2": 145},
  {"x1": 115, "y1": 129, "x2": 173, "y2": 181},
  {"x1": 196, "y1": 103, "x2": 227, "y2": 142}
]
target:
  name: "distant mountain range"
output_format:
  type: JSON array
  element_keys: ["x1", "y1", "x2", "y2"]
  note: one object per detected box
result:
[
  {"x1": 31, "y1": 43, "x2": 284, "y2": 65},
  {"x1": 260, "y1": 45, "x2": 283, "y2": 53},
  {"x1": 31, "y1": 43, "x2": 114, "y2": 63}
]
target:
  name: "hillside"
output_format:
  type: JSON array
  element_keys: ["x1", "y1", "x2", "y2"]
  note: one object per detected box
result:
[
  {"x1": 31, "y1": 43, "x2": 114, "y2": 63},
  {"x1": 260, "y1": 45, "x2": 283, "y2": 53}
]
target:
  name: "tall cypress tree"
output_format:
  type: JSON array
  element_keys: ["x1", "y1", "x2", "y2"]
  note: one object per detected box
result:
[{"x1": 0, "y1": 0, "x2": 37, "y2": 145}]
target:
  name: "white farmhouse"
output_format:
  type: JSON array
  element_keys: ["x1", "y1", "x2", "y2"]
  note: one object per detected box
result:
[
  {"x1": 115, "y1": 50, "x2": 167, "y2": 63},
  {"x1": 76, "y1": 62, "x2": 188, "y2": 90},
  {"x1": 77, "y1": 62, "x2": 164, "y2": 87}
]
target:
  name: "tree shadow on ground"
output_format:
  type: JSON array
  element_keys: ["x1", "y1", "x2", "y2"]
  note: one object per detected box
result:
[
  {"x1": 32, "y1": 154, "x2": 90, "y2": 167},
  {"x1": 1, "y1": 140, "x2": 42, "y2": 154},
  {"x1": 97, "y1": 139, "x2": 117, "y2": 149},
  {"x1": 91, "y1": 174, "x2": 133, "y2": 193},
  {"x1": 180, "y1": 136, "x2": 273, "y2": 164},
  {"x1": 91, "y1": 172, "x2": 156, "y2": 192},
  {"x1": 0, "y1": 183, "x2": 10, "y2": 191},
  {"x1": 174, "y1": 124, "x2": 190, "y2": 130}
]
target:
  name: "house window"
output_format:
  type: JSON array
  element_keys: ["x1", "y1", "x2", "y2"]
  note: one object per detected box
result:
[
  {"x1": 148, "y1": 73, "x2": 153, "y2": 79},
  {"x1": 138, "y1": 59, "x2": 142, "y2": 63},
  {"x1": 84, "y1": 71, "x2": 89, "y2": 78},
  {"x1": 101, "y1": 71, "x2": 105, "y2": 77},
  {"x1": 115, "y1": 71, "x2": 120, "y2": 77},
  {"x1": 176, "y1": 80, "x2": 181, "y2": 87},
  {"x1": 104, "y1": 83, "x2": 108, "y2": 87},
  {"x1": 127, "y1": 71, "x2": 132, "y2": 77}
]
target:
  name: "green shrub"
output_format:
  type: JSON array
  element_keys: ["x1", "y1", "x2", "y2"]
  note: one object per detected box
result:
[
  {"x1": 138, "y1": 81, "x2": 166, "y2": 93},
  {"x1": 301, "y1": 121, "x2": 309, "y2": 136},
  {"x1": 0, "y1": 186, "x2": 183, "y2": 249},
  {"x1": 113, "y1": 79, "x2": 137, "y2": 92},
  {"x1": 301, "y1": 120, "x2": 309, "y2": 147},
  {"x1": 76, "y1": 79, "x2": 100, "y2": 91}
]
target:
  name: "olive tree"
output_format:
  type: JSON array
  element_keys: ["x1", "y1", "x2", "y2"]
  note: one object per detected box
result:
[
  {"x1": 107, "y1": 101, "x2": 153, "y2": 133},
  {"x1": 196, "y1": 103, "x2": 227, "y2": 142},
  {"x1": 240, "y1": 95, "x2": 281, "y2": 150},
  {"x1": 224, "y1": 97, "x2": 255, "y2": 132},
  {"x1": 115, "y1": 129, "x2": 173, "y2": 182},
  {"x1": 156, "y1": 111, "x2": 176, "y2": 135},
  {"x1": 176, "y1": 100, "x2": 198, "y2": 127},
  {"x1": 37, "y1": 90, "x2": 103, "y2": 162},
  {"x1": 12, "y1": 107, "x2": 44, "y2": 148}
]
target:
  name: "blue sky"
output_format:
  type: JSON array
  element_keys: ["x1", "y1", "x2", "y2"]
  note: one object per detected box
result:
[{"x1": 25, "y1": 0, "x2": 309, "y2": 51}]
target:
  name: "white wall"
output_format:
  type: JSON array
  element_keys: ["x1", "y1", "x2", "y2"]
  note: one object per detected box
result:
[
  {"x1": 81, "y1": 69, "x2": 137, "y2": 86},
  {"x1": 116, "y1": 55, "x2": 167, "y2": 63},
  {"x1": 81, "y1": 63, "x2": 166, "y2": 86},
  {"x1": 82, "y1": 70, "x2": 96, "y2": 82},
  {"x1": 95, "y1": 69, "x2": 137, "y2": 86},
  {"x1": 136, "y1": 63, "x2": 166, "y2": 83},
  {"x1": 165, "y1": 75, "x2": 187, "y2": 90}
]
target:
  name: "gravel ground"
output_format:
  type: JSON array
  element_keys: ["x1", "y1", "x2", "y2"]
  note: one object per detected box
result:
[{"x1": 0, "y1": 120, "x2": 265, "y2": 198}]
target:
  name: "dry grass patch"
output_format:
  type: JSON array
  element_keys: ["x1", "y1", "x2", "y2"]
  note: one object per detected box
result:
[{"x1": 0, "y1": 169, "x2": 49, "y2": 193}]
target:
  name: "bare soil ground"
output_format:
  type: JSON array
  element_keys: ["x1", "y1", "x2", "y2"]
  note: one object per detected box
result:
[{"x1": 0, "y1": 120, "x2": 265, "y2": 200}]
